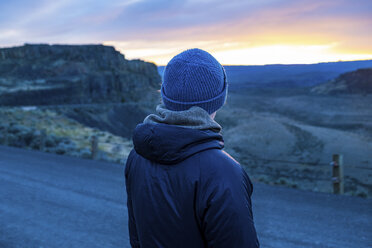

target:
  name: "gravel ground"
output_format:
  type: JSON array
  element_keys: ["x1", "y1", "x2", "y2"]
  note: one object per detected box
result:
[{"x1": 0, "y1": 145, "x2": 371, "y2": 248}]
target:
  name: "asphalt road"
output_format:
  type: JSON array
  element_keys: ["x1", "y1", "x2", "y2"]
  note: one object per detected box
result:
[{"x1": 0, "y1": 145, "x2": 371, "y2": 248}]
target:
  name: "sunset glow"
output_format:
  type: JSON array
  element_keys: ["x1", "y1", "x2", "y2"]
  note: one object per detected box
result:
[
  {"x1": 107, "y1": 42, "x2": 372, "y2": 65},
  {"x1": 1, "y1": 0, "x2": 371, "y2": 65}
]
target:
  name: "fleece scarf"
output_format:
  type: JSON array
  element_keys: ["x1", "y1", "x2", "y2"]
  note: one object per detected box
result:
[{"x1": 143, "y1": 103, "x2": 222, "y2": 133}]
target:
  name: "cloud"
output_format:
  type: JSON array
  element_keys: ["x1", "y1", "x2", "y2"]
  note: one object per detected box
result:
[{"x1": 0, "y1": 0, "x2": 371, "y2": 64}]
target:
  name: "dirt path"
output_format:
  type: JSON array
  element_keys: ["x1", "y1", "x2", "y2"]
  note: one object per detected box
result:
[{"x1": 0, "y1": 145, "x2": 371, "y2": 248}]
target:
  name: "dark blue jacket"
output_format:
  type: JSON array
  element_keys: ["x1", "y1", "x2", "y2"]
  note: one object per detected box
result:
[{"x1": 125, "y1": 122, "x2": 259, "y2": 248}]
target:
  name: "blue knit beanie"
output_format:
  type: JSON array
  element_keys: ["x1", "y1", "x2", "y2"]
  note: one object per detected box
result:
[{"x1": 161, "y1": 48, "x2": 228, "y2": 114}]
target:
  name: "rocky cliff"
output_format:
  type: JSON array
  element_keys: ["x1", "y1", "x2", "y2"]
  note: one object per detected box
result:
[
  {"x1": 311, "y1": 68, "x2": 372, "y2": 95},
  {"x1": 0, "y1": 44, "x2": 161, "y2": 106}
]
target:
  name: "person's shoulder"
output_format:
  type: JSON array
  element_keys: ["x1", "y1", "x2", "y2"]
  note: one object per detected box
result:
[
  {"x1": 197, "y1": 149, "x2": 244, "y2": 178},
  {"x1": 196, "y1": 148, "x2": 254, "y2": 196},
  {"x1": 199, "y1": 148, "x2": 241, "y2": 166}
]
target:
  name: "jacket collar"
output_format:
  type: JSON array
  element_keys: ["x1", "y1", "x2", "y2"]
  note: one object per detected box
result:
[{"x1": 143, "y1": 103, "x2": 222, "y2": 133}]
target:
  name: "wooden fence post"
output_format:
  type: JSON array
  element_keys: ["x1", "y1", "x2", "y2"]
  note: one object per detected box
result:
[
  {"x1": 39, "y1": 129, "x2": 46, "y2": 151},
  {"x1": 4, "y1": 132, "x2": 8, "y2": 145},
  {"x1": 331, "y1": 154, "x2": 344, "y2": 194},
  {"x1": 91, "y1": 135, "x2": 98, "y2": 159}
]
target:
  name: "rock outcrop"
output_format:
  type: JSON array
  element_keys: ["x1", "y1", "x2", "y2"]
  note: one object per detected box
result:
[
  {"x1": 0, "y1": 44, "x2": 161, "y2": 106},
  {"x1": 311, "y1": 68, "x2": 372, "y2": 95}
]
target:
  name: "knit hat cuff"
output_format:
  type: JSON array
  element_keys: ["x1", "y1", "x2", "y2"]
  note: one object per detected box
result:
[{"x1": 161, "y1": 79, "x2": 228, "y2": 114}]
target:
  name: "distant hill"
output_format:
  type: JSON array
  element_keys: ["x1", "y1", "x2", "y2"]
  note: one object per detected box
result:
[
  {"x1": 158, "y1": 60, "x2": 372, "y2": 89},
  {"x1": 0, "y1": 44, "x2": 161, "y2": 106},
  {"x1": 311, "y1": 68, "x2": 372, "y2": 95}
]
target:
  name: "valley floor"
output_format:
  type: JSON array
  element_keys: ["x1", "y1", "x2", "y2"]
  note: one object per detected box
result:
[{"x1": 217, "y1": 89, "x2": 372, "y2": 197}]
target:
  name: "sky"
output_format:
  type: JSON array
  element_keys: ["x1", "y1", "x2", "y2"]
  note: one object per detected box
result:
[{"x1": 1, "y1": 0, "x2": 372, "y2": 65}]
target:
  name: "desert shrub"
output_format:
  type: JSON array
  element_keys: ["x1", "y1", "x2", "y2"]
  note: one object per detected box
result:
[
  {"x1": 8, "y1": 124, "x2": 26, "y2": 134},
  {"x1": 45, "y1": 135, "x2": 58, "y2": 147},
  {"x1": 275, "y1": 177, "x2": 288, "y2": 185},
  {"x1": 21, "y1": 129, "x2": 35, "y2": 146}
]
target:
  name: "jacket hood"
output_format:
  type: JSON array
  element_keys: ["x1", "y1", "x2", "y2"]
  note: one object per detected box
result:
[
  {"x1": 143, "y1": 103, "x2": 222, "y2": 132},
  {"x1": 133, "y1": 123, "x2": 224, "y2": 165}
]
